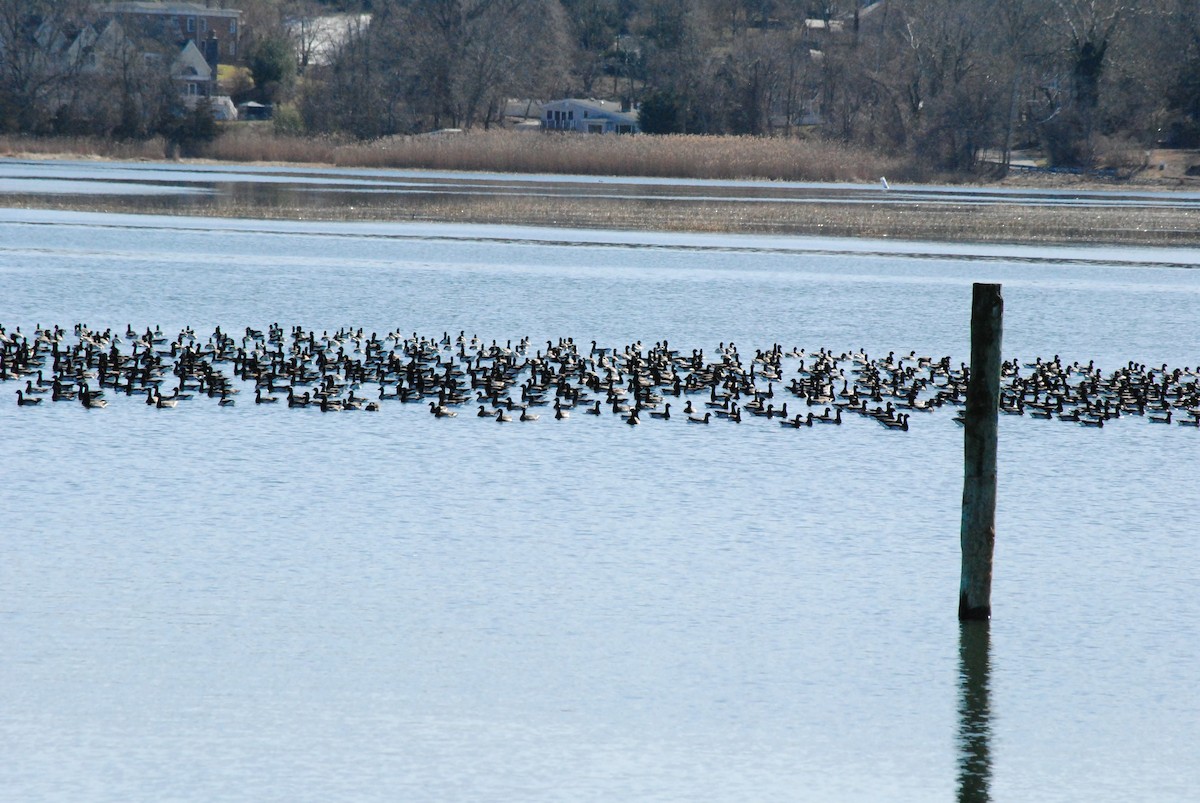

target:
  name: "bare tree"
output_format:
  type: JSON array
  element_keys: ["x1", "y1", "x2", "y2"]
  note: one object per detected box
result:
[
  {"x1": 0, "y1": 0, "x2": 91, "y2": 132},
  {"x1": 371, "y1": 0, "x2": 569, "y2": 130}
]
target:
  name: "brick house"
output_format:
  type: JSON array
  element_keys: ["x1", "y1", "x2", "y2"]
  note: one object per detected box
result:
[{"x1": 93, "y1": 1, "x2": 242, "y2": 63}]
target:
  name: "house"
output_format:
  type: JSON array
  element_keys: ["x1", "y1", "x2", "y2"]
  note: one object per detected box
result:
[
  {"x1": 93, "y1": 1, "x2": 242, "y2": 63},
  {"x1": 172, "y1": 39, "x2": 215, "y2": 98},
  {"x1": 541, "y1": 99, "x2": 639, "y2": 134}
]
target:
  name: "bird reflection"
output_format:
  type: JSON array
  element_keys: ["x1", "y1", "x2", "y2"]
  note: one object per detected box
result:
[{"x1": 957, "y1": 620, "x2": 992, "y2": 803}]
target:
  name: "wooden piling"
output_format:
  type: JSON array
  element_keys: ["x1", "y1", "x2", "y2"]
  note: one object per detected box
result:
[{"x1": 960, "y1": 283, "x2": 1002, "y2": 620}]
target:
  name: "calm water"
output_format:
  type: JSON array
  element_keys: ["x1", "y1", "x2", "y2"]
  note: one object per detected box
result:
[
  {"x1": 2, "y1": 200, "x2": 1199, "y2": 801},
  {"x1": 4, "y1": 157, "x2": 1200, "y2": 212}
]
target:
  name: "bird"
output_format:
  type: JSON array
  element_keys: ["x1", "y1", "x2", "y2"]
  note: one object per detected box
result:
[{"x1": 15, "y1": 389, "x2": 42, "y2": 406}]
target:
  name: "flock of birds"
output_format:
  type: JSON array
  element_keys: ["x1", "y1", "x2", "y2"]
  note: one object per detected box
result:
[{"x1": 4, "y1": 322, "x2": 1200, "y2": 431}]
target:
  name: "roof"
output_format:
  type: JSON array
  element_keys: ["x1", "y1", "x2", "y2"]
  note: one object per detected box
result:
[
  {"x1": 543, "y1": 98, "x2": 638, "y2": 122},
  {"x1": 97, "y1": 2, "x2": 241, "y2": 19}
]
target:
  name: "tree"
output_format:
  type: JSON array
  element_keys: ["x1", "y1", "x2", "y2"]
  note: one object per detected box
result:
[
  {"x1": 0, "y1": 0, "x2": 91, "y2": 132},
  {"x1": 248, "y1": 34, "x2": 296, "y2": 103},
  {"x1": 369, "y1": 0, "x2": 570, "y2": 131}
]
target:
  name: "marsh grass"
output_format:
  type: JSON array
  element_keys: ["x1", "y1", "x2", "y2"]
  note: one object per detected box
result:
[
  {"x1": 0, "y1": 134, "x2": 170, "y2": 161},
  {"x1": 209, "y1": 129, "x2": 913, "y2": 182},
  {"x1": 2, "y1": 127, "x2": 915, "y2": 183}
]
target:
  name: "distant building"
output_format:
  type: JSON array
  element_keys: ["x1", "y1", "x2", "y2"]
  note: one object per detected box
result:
[
  {"x1": 542, "y1": 99, "x2": 639, "y2": 134},
  {"x1": 94, "y1": 2, "x2": 242, "y2": 63}
]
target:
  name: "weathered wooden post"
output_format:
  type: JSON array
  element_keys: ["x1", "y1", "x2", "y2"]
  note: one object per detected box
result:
[{"x1": 960, "y1": 283, "x2": 1002, "y2": 620}]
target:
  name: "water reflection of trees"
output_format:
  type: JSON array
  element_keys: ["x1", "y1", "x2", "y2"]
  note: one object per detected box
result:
[{"x1": 957, "y1": 621, "x2": 992, "y2": 803}]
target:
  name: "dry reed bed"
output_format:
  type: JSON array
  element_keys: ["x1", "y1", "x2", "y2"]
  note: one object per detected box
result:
[
  {"x1": 214, "y1": 130, "x2": 909, "y2": 182},
  {"x1": 9, "y1": 127, "x2": 906, "y2": 183},
  {"x1": 0, "y1": 135, "x2": 170, "y2": 161}
]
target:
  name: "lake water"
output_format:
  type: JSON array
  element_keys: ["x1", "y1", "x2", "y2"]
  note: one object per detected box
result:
[{"x1": 2, "y1": 177, "x2": 1199, "y2": 800}]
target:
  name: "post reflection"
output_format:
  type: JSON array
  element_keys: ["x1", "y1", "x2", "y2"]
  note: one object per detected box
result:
[{"x1": 957, "y1": 620, "x2": 992, "y2": 803}]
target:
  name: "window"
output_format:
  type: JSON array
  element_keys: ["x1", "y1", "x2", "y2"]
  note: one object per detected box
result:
[
  {"x1": 187, "y1": 17, "x2": 195, "y2": 32},
  {"x1": 228, "y1": 40, "x2": 236, "y2": 57},
  {"x1": 230, "y1": 20, "x2": 237, "y2": 34},
  {"x1": 199, "y1": 19, "x2": 207, "y2": 34}
]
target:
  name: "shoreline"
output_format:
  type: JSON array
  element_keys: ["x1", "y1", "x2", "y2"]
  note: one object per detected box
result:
[{"x1": 3, "y1": 151, "x2": 1199, "y2": 247}]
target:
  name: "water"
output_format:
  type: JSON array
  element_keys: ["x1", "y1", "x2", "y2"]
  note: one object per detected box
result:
[
  {"x1": 1, "y1": 198, "x2": 1199, "y2": 800},
  {"x1": 4, "y1": 158, "x2": 1200, "y2": 212}
]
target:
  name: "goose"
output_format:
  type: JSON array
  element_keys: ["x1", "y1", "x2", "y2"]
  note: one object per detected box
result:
[
  {"x1": 648, "y1": 403, "x2": 671, "y2": 420},
  {"x1": 477, "y1": 405, "x2": 492, "y2": 417},
  {"x1": 585, "y1": 400, "x2": 602, "y2": 415},
  {"x1": 815, "y1": 407, "x2": 842, "y2": 424},
  {"x1": 256, "y1": 388, "x2": 279, "y2": 404},
  {"x1": 80, "y1": 384, "x2": 106, "y2": 408},
  {"x1": 495, "y1": 409, "x2": 512, "y2": 422},
  {"x1": 880, "y1": 413, "x2": 909, "y2": 431},
  {"x1": 554, "y1": 405, "x2": 569, "y2": 420},
  {"x1": 15, "y1": 389, "x2": 42, "y2": 406},
  {"x1": 519, "y1": 408, "x2": 540, "y2": 421},
  {"x1": 429, "y1": 401, "x2": 457, "y2": 417},
  {"x1": 687, "y1": 412, "x2": 711, "y2": 424}
]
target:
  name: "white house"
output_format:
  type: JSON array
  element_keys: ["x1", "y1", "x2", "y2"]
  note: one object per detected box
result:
[{"x1": 541, "y1": 99, "x2": 639, "y2": 134}]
